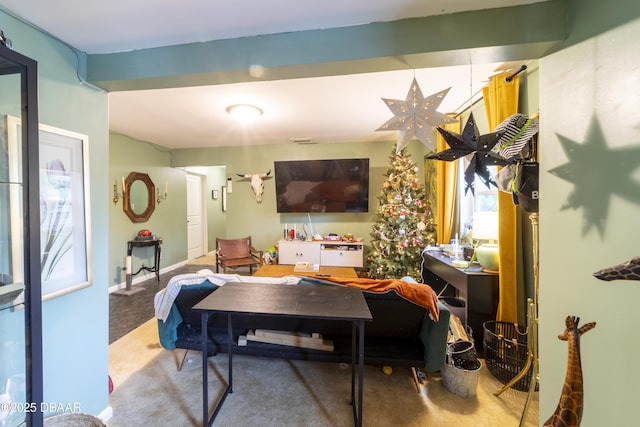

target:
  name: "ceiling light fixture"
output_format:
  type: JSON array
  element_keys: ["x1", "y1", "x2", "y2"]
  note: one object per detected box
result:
[{"x1": 226, "y1": 104, "x2": 263, "y2": 123}]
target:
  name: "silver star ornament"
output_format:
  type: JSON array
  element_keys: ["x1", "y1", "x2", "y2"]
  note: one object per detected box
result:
[{"x1": 376, "y1": 78, "x2": 457, "y2": 153}]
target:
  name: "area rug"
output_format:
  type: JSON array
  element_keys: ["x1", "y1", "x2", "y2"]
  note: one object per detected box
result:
[{"x1": 108, "y1": 319, "x2": 539, "y2": 426}]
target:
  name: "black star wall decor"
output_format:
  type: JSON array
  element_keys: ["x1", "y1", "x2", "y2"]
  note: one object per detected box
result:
[
  {"x1": 426, "y1": 112, "x2": 507, "y2": 195},
  {"x1": 376, "y1": 78, "x2": 457, "y2": 153},
  {"x1": 549, "y1": 116, "x2": 640, "y2": 237}
]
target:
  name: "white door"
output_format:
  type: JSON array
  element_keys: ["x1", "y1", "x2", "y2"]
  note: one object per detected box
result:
[{"x1": 187, "y1": 173, "x2": 205, "y2": 260}]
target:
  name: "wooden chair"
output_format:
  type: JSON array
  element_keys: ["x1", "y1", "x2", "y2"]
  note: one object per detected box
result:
[{"x1": 215, "y1": 236, "x2": 263, "y2": 274}]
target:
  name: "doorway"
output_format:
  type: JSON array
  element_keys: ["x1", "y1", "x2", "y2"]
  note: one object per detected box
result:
[{"x1": 186, "y1": 172, "x2": 207, "y2": 260}]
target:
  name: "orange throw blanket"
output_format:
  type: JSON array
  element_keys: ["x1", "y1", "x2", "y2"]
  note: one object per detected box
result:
[{"x1": 316, "y1": 277, "x2": 440, "y2": 322}]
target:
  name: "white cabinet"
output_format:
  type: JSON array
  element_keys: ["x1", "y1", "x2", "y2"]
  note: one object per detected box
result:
[
  {"x1": 278, "y1": 240, "x2": 321, "y2": 265},
  {"x1": 278, "y1": 240, "x2": 363, "y2": 268},
  {"x1": 320, "y1": 242, "x2": 364, "y2": 268}
]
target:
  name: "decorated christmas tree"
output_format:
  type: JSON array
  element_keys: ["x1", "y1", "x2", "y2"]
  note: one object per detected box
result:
[{"x1": 367, "y1": 147, "x2": 436, "y2": 281}]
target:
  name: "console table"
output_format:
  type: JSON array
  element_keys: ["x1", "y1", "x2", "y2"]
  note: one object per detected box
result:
[
  {"x1": 421, "y1": 249, "x2": 499, "y2": 346},
  {"x1": 193, "y1": 281, "x2": 372, "y2": 426},
  {"x1": 127, "y1": 238, "x2": 162, "y2": 280}
]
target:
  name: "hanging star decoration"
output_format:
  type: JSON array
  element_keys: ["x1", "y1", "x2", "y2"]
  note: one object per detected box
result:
[
  {"x1": 549, "y1": 115, "x2": 640, "y2": 237},
  {"x1": 425, "y1": 112, "x2": 507, "y2": 195},
  {"x1": 376, "y1": 78, "x2": 457, "y2": 153}
]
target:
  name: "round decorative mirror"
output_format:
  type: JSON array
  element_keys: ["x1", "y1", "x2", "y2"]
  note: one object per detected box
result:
[{"x1": 123, "y1": 172, "x2": 155, "y2": 222}]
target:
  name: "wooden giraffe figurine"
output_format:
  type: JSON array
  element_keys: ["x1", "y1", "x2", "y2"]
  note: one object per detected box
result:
[
  {"x1": 543, "y1": 316, "x2": 596, "y2": 427},
  {"x1": 593, "y1": 256, "x2": 640, "y2": 281}
]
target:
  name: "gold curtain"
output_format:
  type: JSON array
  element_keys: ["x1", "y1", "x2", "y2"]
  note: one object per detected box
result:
[
  {"x1": 482, "y1": 72, "x2": 520, "y2": 323},
  {"x1": 435, "y1": 120, "x2": 461, "y2": 244}
]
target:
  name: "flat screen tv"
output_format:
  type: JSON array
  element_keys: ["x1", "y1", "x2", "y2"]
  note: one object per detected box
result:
[{"x1": 274, "y1": 158, "x2": 369, "y2": 213}]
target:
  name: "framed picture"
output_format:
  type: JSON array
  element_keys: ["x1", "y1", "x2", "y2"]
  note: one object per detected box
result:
[
  {"x1": 8, "y1": 116, "x2": 93, "y2": 300},
  {"x1": 38, "y1": 123, "x2": 92, "y2": 299}
]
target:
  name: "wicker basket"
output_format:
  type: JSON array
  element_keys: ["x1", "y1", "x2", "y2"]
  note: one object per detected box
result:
[{"x1": 483, "y1": 321, "x2": 538, "y2": 392}]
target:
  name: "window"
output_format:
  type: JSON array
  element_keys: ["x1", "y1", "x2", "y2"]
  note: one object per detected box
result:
[
  {"x1": 458, "y1": 161, "x2": 498, "y2": 244},
  {"x1": 454, "y1": 108, "x2": 499, "y2": 245}
]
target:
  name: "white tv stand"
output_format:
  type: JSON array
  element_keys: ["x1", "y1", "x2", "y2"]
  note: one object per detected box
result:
[{"x1": 278, "y1": 239, "x2": 364, "y2": 268}]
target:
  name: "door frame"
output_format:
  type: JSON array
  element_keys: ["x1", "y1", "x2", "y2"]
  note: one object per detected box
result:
[{"x1": 186, "y1": 171, "x2": 208, "y2": 258}]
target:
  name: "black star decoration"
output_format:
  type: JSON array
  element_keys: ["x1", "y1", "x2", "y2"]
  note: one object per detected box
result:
[
  {"x1": 548, "y1": 116, "x2": 640, "y2": 237},
  {"x1": 426, "y1": 112, "x2": 507, "y2": 195}
]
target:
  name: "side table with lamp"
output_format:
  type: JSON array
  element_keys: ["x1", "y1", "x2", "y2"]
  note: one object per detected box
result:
[{"x1": 421, "y1": 249, "x2": 499, "y2": 347}]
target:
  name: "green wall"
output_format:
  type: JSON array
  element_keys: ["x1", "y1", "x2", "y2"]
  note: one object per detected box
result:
[
  {"x1": 108, "y1": 135, "x2": 429, "y2": 280},
  {"x1": 538, "y1": 2, "x2": 640, "y2": 425},
  {"x1": 0, "y1": 9, "x2": 110, "y2": 419},
  {"x1": 109, "y1": 133, "x2": 188, "y2": 286},
  {"x1": 171, "y1": 140, "x2": 427, "y2": 251}
]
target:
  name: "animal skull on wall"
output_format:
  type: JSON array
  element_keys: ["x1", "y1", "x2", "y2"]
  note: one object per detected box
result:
[{"x1": 236, "y1": 170, "x2": 271, "y2": 203}]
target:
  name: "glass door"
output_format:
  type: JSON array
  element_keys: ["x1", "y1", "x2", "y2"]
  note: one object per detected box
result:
[{"x1": 0, "y1": 45, "x2": 42, "y2": 427}]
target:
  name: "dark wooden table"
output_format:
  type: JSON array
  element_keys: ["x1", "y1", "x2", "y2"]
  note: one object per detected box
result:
[
  {"x1": 421, "y1": 249, "x2": 499, "y2": 346},
  {"x1": 193, "y1": 281, "x2": 372, "y2": 427}
]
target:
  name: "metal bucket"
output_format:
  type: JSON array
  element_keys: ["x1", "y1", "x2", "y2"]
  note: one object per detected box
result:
[
  {"x1": 443, "y1": 340, "x2": 482, "y2": 397},
  {"x1": 442, "y1": 361, "x2": 482, "y2": 397}
]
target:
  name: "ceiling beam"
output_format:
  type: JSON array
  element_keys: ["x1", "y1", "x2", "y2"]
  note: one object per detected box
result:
[{"x1": 87, "y1": 0, "x2": 567, "y2": 92}]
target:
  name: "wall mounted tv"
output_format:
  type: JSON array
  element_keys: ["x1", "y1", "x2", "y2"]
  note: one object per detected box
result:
[{"x1": 274, "y1": 158, "x2": 369, "y2": 213}]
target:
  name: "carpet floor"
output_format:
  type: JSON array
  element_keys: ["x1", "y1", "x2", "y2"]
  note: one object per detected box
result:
[
  {"x1": 107, "y1": 265, "x2": 539, "y2": 426},
  {"x1": 108, "y1": 319, "x2": 539, "y2": 426},
  {"x1": 109, "y1": 264, "x2": 209, "y2": 343},
  {"x1": 109, "y1": 260, "x2": 249, "y2": 343}
]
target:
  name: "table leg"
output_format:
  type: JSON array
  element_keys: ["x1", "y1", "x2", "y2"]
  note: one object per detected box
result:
[
  {"x1": 350, "y1": 321, "x2": 364, "y2": 427},
  {"x1": 126, "y1": 244, "x2": 133, "y2": 290},
  {"x1": 201, "y1": 313, "x2": 209, "y2": 427},
  {"x1": 351, "y1": 323, "x2": 356, "y2": 406},
  {"x1": 155, "y1": 243, "x2": 161, "y2": 281},
  {"x1": 227, "y1": 313, "x2": 233, "y2": 393},
  {"x1": 357, "y1": 320, "x2": 364, "y2": 427},
  {"x1": 202, "y1": 313, "x2": 233, "y2": 426}
]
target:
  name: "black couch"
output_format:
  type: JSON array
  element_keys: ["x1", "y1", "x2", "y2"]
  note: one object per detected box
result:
[{"x1": 157, "y1": 278, "x2": 450, "y2": 372}]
